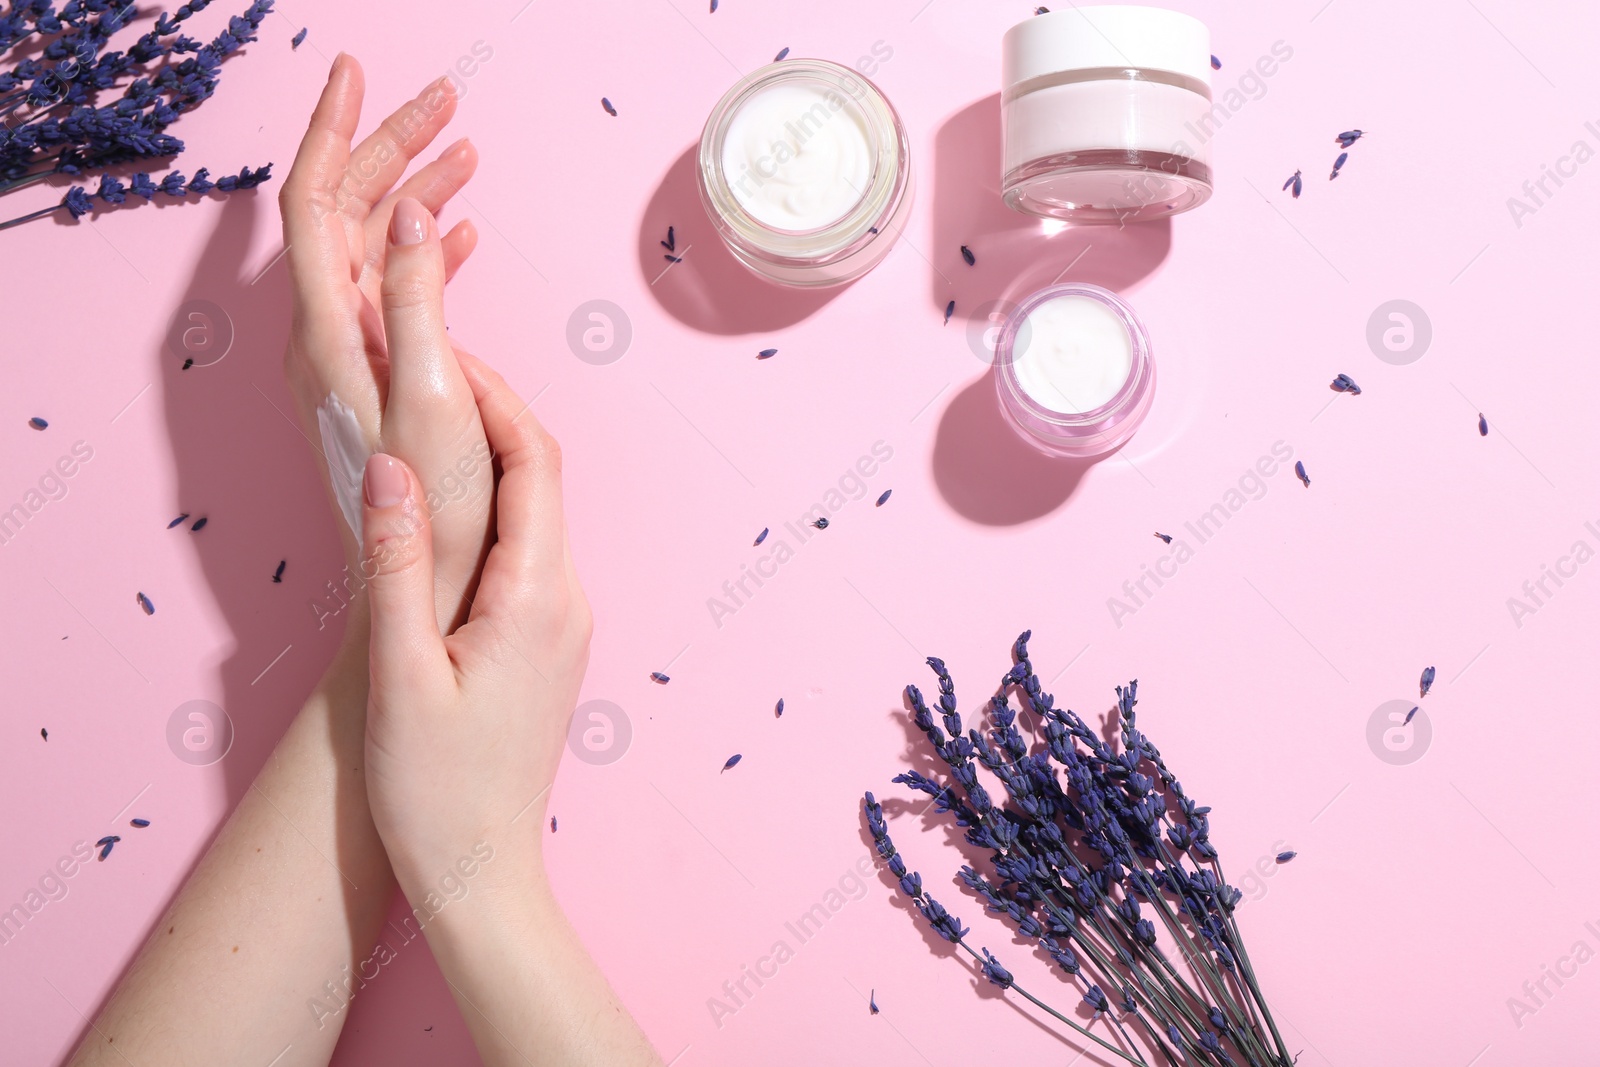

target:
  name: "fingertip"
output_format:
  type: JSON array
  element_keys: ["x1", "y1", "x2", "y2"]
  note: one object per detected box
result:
[
  {"x1": 388, "y1": 197, "x2": 435, "y2": 248},
  {"x1": 441, "y1": 219, "x2": 478, "y2": 280},
  {"x1": 363, "y1": 453, "x2": 410, "y2": 510}
]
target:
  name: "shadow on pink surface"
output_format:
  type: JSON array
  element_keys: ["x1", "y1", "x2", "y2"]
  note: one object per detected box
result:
[
  {"x1": 932, "y1": 373, "x2": 1103, "y2": 525},
  {"x1": 638, "y1": 145, "x2": 851, "y2": 335},
  {"x1": 931, "y1": 95, "x2": 1172, "y2": 322}
]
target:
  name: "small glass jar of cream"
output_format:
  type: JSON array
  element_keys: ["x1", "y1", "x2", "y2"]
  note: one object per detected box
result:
[
  {"x1": 995, "y1": 283, "x2": 1154, "y2": 458},
  {"x1": 1001, "y1": 6, "x2": 1214, "y2": 222},
  {"x1": 697, "y1": 59, "x2": 913, "y2": 287}
]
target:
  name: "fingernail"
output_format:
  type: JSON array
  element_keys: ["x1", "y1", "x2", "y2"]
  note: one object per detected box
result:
[
  {"x1": 364, "y1": 454, "x2": 408, "y2": 508},
  {"x1": 389, "y1": 198, "x2": 429, "y2": 246},
  {"x1": 443, "y1": 136, "x2": 471, "y2": 158}
]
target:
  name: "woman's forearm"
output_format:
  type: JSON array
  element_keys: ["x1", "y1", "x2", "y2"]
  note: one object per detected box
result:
[
  {"x1": 68, "y1": 618, "x2": 399, "y2": 1067},
  {"x1": 398, "y1": 844, "x2": 660, "y2": 1067}
]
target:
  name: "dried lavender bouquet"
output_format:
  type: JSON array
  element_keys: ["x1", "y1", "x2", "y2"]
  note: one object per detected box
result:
[
  {"x1": 0, "y1": 0, "x2": 275, "y2": 229},
  {"x1": 864, "y1": 632, "x2": 1293, "y2": 1066}
]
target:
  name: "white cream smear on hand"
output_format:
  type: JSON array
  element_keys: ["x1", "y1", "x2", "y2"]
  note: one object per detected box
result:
[
  {"x1": 1012, "y1": 295, "x2": 1134, "y2": 414},
  {"x1": 316, "y1": 393, "x2": 369, "y2": 539},
  {"x1": 721, "y1": 82, "x2": 872, "y2": 230}
]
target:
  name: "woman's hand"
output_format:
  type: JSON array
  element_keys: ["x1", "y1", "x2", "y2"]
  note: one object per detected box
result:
[
  {"x1": 355, "y1": 363, "x2": 658, "y2": 1067},
  {"x1": 279, "y1": 54, "x2": 494, "y2": 636},
  {"x1": 358, "y1": 352, "x2": 591, "y2": 884}
]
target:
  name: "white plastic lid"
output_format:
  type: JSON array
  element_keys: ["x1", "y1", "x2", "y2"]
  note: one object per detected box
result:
[{"x1": 1003, "y1": 6, "x2": 1212, "y2": 90}]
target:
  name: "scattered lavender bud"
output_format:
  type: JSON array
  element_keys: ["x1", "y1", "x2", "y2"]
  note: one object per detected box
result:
[
  {"x1": 1211, "y1": 55, "x2": 1222, "y2": 70},
  {"x1": 1420, "y1": 665, "x2": 1436, "y2": 697},
  {"x1": 663, "y1": 254, "x2": 682, "y2": 263},
  {"x1": 291, "y1": 27, "x2": 307, "y2": 48},
  {"x1": 1336, "y1": 130, "x2": 1365, "y2": 148},
  {"x1": 1034, "y1": 5, "x2": 1049, "y2": 12},
  {"x1": 550, "y1": 816, "x2": 557, "y2": 832},
  {"x1": 960, "y1": 245, "x2": 975, "y2": 266},
  {"x1": 1403, "y1": 706, "x2": 1418, "y2": 725},
  {"x1": 722, "y1": 753, "x2": 742, "y2": 772},
  {"x1": 1283, "y1": 170, "x2": 1303, "y2": 198},
  {"x1": 758, "y1": 348, "x2": 778, "y2": 359},
  {"x1": 96, "y1": 836, "x2": 120, "y2": 861},
  {"x1": 272, "y1": 560, "x2": 286, "y2": 583},
  {"x1": 944, "y1": 299, "x2": 955, "y2": 325},
  {"x1": 754, "y1": 527, "x2": 769, "y2": 546},
  {"x1": 870, "y1": 989, "x2": 879, "y2": 1014},
  {"x1": 167, "y1": 514, "x2": 190, "y2": 529},
  {"x1": 774, "y1": 47, "x2": 790, "y2": 61},
  {"x1": 136, "y1": 592, "x2": 155, "y2": 616},
  {"x1": 650, "y1": 672, "x2": 670, "y2": 684},
  {"x1": 601, "y1": 97, "x2": 617, "y2": 116},
  {"x1": 775, "y1": 698, "x2": 784, "y2": 718},
  {"x1": 709, "y1": 0, "x2": 717, "y2": 10},
  {"x1": 40, "y1": 728, "x2": 47, "y2": 741},
  {"x1": 182, "y1": 358, "x2": 195, "y2": 370},
  {"x1": 131, "y1": 818, "x2": 150, "y2": 828},
  {"x1": 1154, "y1": 532, "x2": 1172, "y2": 544},
  {"x1": 1275, "y1": 851, "x2": 1296, "y2": 864},
  {"x1": 190, "y1": 517, "x2": 208, "y2": 531},
  {"x1": 29, "y1": 417, "x2": 47, "y2": 430},
  {"x1": 1331, "y1": 373, "x2": 1361, "y2": 394},
  {"x1": 812, "y1": 517, "x2": 829, "y2": 529},
  {"x1": 876, "y1": 489, "x2": 892, "y2": 506},
  {"x1": 1479, "y1": 413, "x2": 1488, "y2": 436},
  {"x1": 660, "y1": 226, "x2": 676, "y2": 252},
  {"x1": 1330, "y1": 151, "x2": 1349, "y2": 181},
  {"x1": 1294, "y1": 461, "x2": 1310, "y2": 487}
]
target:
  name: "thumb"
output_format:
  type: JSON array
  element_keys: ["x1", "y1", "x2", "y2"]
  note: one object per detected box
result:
[{"x1": 361, "y1": 453, "x2": 445, "y2": 683}]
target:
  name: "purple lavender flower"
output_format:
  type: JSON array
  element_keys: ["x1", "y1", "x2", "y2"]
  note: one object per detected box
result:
[
  {"x1": 1419, "y1": 665, "x2": 1436, "y2": 697},
  {"x1": 979, "y1": 949, "x2": 1013, "y2": 990},
  {"x1": 62, "y1": 185, "x2": 91, "y2": 216}
]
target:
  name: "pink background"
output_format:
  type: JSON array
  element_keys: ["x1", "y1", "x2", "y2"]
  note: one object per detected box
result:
[{"x1": 4, "y1": 0, "x2": 1599, "y2": 1063}]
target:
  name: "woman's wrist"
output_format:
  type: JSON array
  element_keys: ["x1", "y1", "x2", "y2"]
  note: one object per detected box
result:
[{"x1": 390, "y1": 832, "x2": 549, "y2": 939}]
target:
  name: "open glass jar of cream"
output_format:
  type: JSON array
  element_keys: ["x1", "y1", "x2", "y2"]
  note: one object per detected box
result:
[
  {"x1": 1001, "y1": 6, "x2": 1213, "y2": 222},
  {"x1": 995, "y1": 283, "x2": 1154, "y2": 457},
  {"x1": 697, "y1": 59, "x2": 913, "y2": 287}
]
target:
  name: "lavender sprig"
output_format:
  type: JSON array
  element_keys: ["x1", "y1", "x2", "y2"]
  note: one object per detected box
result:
[
  {"x1": 0, "y1": 162, "x2": 271, "y2": 229},
  {"x1": 864, "y1": 793, "x2": 1151, "y2": 1066}
]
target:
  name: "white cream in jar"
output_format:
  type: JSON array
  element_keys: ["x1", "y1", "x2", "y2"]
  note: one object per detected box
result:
[
  {"x1": 995, "y1": 284, "x2": 1156, "y2": 457},
  {"x1": 719, "y1": 82, "x2": 872, "y2": 230},
  {"x1": 698, "y1": 59, "x2": 913, "y2": 287},
  {"x1": 1012, "y1": 294, "x2": 1134, "y2": 413}
]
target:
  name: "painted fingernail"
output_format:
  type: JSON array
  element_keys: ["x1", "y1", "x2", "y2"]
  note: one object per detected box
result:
[
  {"x1": 390, "y1": 198, "x2": 429, "y2": 246},
  {"x1": 364, "y1": 454, "x2": 408, "y2": 508}
]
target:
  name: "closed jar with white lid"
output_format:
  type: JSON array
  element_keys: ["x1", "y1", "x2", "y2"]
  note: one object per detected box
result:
[{"x1": 1001, "y1": 6, "x2": 1214, "y2": 223}]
